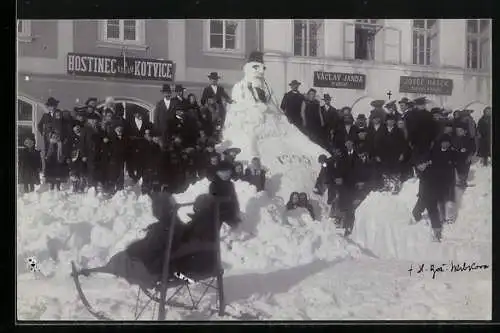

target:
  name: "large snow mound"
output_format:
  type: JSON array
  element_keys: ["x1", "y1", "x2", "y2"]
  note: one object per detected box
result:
[{"x1": 351, "y1": 163, "x2": 492, "y2": 263}]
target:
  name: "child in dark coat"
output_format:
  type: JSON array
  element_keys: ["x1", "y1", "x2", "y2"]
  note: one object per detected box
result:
[
  {"x1": 209, "y1": 161, "x2": 241, "y2": 227},
  {"x1": 44, "y1": 131, "x2": 67, "y2": 191},
  {"x1": 313, "y1": 154, "x2": 330, "y2": 195},
  {"x1": 244, "y1": 157, "x2": 266, "y2": 192},
  {"x1": 18, "y1": 134, "x2": 41, "y2": 193},
  {"x1": 68, "y1": 124, "x2": 87, "y2": 193},
  {"x1": 298, "y1": 192, "x2": 316, "y2": 220},
  {"x1": 232, "y1": 162, "x2": 245, "y2": 181},
  {"x1": 286, "y1": 192, "x2": 300, "y2": 210},
  {"x1": 452, "y1": 123, "x2": 476, "y2": 188}
]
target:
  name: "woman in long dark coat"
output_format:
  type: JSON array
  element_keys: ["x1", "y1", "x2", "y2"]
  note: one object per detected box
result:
[
  {"x1": 477, "y1": 107, "x2": 491, "y2": 166},
  {"x1": 300, "y1": 89, "x2": 325, "y2": 145}
]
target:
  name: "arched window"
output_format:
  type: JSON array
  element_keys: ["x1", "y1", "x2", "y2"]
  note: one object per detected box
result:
[
  {"x1": 17, "y1": 97, "x2": 36, "y2": 147},
  {"x1": 96, "y1": 97, "x2": 154, "y2": 123}
]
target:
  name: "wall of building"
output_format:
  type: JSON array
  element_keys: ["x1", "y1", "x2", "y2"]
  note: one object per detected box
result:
[{"x1": 18, "y1": 20, "x2": 59, "y2": 58}]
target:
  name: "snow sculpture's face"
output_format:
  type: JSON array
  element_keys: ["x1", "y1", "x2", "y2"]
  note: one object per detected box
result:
[{"x1": 244, "y1": 61, "x2": 265, "y2": 81}]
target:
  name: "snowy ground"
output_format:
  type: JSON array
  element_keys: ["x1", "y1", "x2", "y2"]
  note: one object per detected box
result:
[{"x1": 16, "y1": 162, "x2": 491, "y2": 320}]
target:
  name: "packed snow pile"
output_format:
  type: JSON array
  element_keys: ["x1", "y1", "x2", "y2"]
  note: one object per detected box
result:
[{"x1": 351, "y1": 163, "x2": 492, "y2": 263}]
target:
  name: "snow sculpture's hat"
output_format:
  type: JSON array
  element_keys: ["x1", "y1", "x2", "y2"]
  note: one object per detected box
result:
[
  {"x1": 370, "y1": 100, "x2": 385, "y2": 108},
  {"x1": 161, "y1": 84, "x2": 172, "y2": 93},
  {"x1": 289, "y1": 80, "x2": 301, "y2": 86},
  {"x1": 208, "y1": 72, "x2": 221, "y2": 80},
  {"x1": 247, "y1": 51, "x2": 264, "y2": 64}
]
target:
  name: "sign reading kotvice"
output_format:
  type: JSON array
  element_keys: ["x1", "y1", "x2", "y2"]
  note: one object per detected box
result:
[
  {"x1": 67, "y1": 53, "x2": 175, "y2": 81},
  {"x1": 399, "y1": 76, "x2": 453, "y2": 96}
]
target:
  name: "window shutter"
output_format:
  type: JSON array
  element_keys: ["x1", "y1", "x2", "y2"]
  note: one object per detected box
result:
[
  {"x1": 343, "y1": 22, "x2": 355, "y2": 60},
  {"x1": 383, "y1": 27, "x2": 400, "y2": 64},
  {"x1": 101, "y1": 20, "x2": 108, "y2": 41}
]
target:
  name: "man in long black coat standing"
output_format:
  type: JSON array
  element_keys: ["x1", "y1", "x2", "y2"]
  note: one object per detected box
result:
[
  {"x1": 153, "y1": 84, "x2": 176, "y2": 143},
  {"x1": 280, "y1": 80, "x2": 305, "y2": 128},
  {"x1": 402, "y1": 96, "x2": 439, "y2": 157},
  {"x1": 37, "y1": 97, "x2": 60, "y2": 156},
  {"x1": 125, "y1": 111, "x2": 153, "y2": 184},
  {"x1": 477, "y1": 106, "x2": 491, "y2": 166},
  {"x1": 200, "y1": 72, "x2": 232, "y2": 127}
]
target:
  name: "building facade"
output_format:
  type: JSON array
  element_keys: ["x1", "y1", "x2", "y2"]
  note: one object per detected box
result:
[{"x1": 17, "y1": 19, "x2": 491, "y2": 147}]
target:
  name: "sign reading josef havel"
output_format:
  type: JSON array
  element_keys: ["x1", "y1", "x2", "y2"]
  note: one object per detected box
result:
[
  {"x1": 67, "y1": 53, "x2": 174, "y2": 81},
  {"x1": 399, "y1": 76, "x2": 453, "y2": 96},
  {"x1": 313, "y1": 71, "x2": 366, "y2": 90}
]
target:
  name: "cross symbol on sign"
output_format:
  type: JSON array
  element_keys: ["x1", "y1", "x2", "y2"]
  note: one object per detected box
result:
[{"x1": 386, "y1": 90, "x2": 392, "y2": 100}]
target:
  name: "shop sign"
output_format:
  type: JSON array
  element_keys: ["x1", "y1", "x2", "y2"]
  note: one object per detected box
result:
[
  {"x1": 313, "y1": 71, "x2": 366, "y2": 90},
  {"x1": 399, "y1": 76, "x2": 453, "y2": 96},
  {"x1": 67, "y1": 53, "x2": 174, "y2": 81}
]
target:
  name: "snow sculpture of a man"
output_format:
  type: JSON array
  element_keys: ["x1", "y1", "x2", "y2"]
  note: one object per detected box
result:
[{"x1": 222, "y1": 51, "x2": 328, "y2": 198}]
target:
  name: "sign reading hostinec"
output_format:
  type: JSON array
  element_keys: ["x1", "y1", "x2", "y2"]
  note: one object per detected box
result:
[
  {"x1": 67, "y1": 53, "x2": 174, "y2": 81},
  {"x1": 399, "y1": 76, "x2": 453, "y2": 96},
  {"x1": 313, "y1": 71, "x2": 366, "y2": 90}
]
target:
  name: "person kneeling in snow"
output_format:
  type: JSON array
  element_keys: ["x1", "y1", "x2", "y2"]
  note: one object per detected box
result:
[
  {"x1": 244, "y1": 157, "x2": 266, "y2": 192},
  {"x1": 286, "y1": 192, "x2": 300, "y2": 210},
  {"x1": 209, "y1": 160, "x2": 242, "y2": 227},
  {"x1": 298, "y1": 192, "x2": 316, "y2": 220}
]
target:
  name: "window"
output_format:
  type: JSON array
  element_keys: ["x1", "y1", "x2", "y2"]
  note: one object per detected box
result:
[
  {"x1": 293, "y1": 20, "x2": 324, "y2": 57},
  {"x1": 412, "y1": 19, "x2": 439, "y2": 66},
  {"x1": 17, "y1": 20, "x2": 32, "y2": 42},
  {"x1": 354, "y1": 20, "x2": 383, "y2": 60},
  {"x1": 99, "y1": 20, "x2": 145, "y2": 46},
  {"x1": 466, "y1": 19, "x2": 490, "y2": 70},
  {"x1": 207, "y1": 19, "x2": 243, "y2": 51},
  {"x1": 17, "y1": 99, "x2": 34, "y2": 147}
]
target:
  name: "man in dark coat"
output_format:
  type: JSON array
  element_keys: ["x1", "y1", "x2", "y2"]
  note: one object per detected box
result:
[
  {"x1": 477, "y1": 106, "x2": 491, "y2": 166},
  {"x1": 452, "y1": 122, "x2": 475, "y2": 188},
  {"x1": 153, "y1": 84, "x2": 176, "y2": 143},
  {"x1": 37, "y1": 97, "x2": 60, "y2": 155},
  {"x1": 335, "y1": 114, "x2": 359, "y2": 149},
  {"x1": 67, "y1": 123, "x2": 87, "y2": 193},
  {"x1": 384, "y1": 100, "x2": 402, "y2": 121},
  {"x1": 368, "y1": 100, "x2": 387, "y2": 125},
  {"x1": 81, "y1": 113, "x2": 102, "y2": 188},
  {"x1": 126, "y1": 110, "x2": 153, "y2": 183},
  {"x1": 382, "y1": 114, "x2": 406, "y2": 193},
  {"x1": 280, "y1": 80, "x2": 305, "y2": 128},
  {"x1": 18, "y1": 133, "x2": 42, "y2": 193},
  {"x1": 320, "y1": 94, "x2": 339, "y2": 148},
  {"x1": 337, "y1": 139, "x2": 359, "y2": 236},
  {"x1": 301, "y1": 88, "x2": 325, "y2": 145},
  {"x1": 200, "y1": 72, "x2": 232, "y2": 107},
  {"x1": 403, "y1": 97, "x2": 439, "y2": 157},
  {"x1": 109, "y1": 123, "x2": 127, "y2": 192},
  {"x1": 366, "y1": 112, "x2": 386, "y2": 190},
  {"x1": 398, "y1": 97, "x2": 413, "y2": 116}
]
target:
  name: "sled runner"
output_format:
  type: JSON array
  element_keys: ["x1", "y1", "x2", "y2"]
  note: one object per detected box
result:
[{"x1": 71, "y1": 196, "x2": 231, "y2": 321}]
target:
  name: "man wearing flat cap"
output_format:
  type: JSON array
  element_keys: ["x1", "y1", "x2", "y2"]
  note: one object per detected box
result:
[{"x1": 280, "y1": 79, "x2": 305, "y2": 128}]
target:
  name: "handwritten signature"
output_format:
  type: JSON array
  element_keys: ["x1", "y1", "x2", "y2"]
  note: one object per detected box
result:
[{"x1": 408, "y1": 261, "x2": 490, "y2": 279}]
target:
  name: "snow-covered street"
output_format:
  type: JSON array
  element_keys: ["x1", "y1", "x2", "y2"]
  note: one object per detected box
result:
[{"x1": 16, "y1": 162, "x2": 491, "y2": 320}]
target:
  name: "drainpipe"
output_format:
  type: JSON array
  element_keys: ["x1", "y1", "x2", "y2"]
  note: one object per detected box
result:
[{"x1": 256, "y1": 19, "x2": 261, "y2": 51}]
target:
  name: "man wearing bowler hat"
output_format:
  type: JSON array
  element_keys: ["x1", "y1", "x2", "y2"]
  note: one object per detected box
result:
[
  {"x1": 321, "y1": 93, "x2": 340, "y2": 141},
  {"x1": 37, "y1": 97, "x2": 60, "y2": 155},
  {"x1": 200, "y1": 72, "x2": 232, "y2": 107},
  {"x1": 280, "y1": 79, "x2": 305, "y2": 127},
  {"x1": 153, "y1": 84, "x2": 177, "y2": 142}
]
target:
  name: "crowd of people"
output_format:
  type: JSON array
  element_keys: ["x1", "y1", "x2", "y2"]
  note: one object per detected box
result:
[
  {"x1": 18, "y1": 73, "x2": 492, "y2": 242},
  {"x1": 280, "y1": 79, "x2": 492, "y2": 239}
]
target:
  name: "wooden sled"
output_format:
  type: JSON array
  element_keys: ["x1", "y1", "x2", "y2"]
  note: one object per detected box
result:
[{"x1": 71, "y1": 198, "x2": 229, "y2": 321}]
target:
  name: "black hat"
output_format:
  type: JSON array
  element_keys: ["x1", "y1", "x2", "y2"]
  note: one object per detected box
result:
[
  {"x1": 455, "y1": 122, "x2": 468, "y2": 131},
  {"x1": 385, "y1": 100, "x2": 397, "y2": 109},
  {"x1": 174, "y1": 84, "x2": 184, "y2": 93},
  {"x1": 322, "y1": 94, "x2": 332, "y2": 101},
  {"x1": 23, "y1": 132, "x2": 35, "y2": 142},
  {"x1": 248, "y1": 51, "x2": 264, "y2": 64},
  {"x1": 341, "y1": 106, "x2": 352, "y2": 113},
  {"x1": 208, "y1": 72, "x2": 220, "y2": 80},
  {"x1": 370, "y1": 100, "x2": 385, "y2": 108},
  {"x1": 73, "y1": 106, "x2": 86, "y2": 113},
  {"x1": 318, "y1": 154, "x2": 328, "y2": 163},
  {"x1": 356, "y1": 114, "x2": 367, "y2": 120},
  {"x1": 398, "y1": 97, "x2": 411, "y2": 104},
  {"x1": 45, "y1": 97, "x2": 59, "y2": 107},
  {"x1": 370, "y1": 109, "x2": 386, "y2": 120},
  {"x1": 161, "y1": 84, "x2": 172, "y2": 93},
  {"x1": 223, "y1": 147, "x2": 242, "y2": 156},
  {"x1": 289, "y1": 80, "x2": 301, "y2": 86},
  {"x1": 85, "y1": 97, "x2": 98, "y2": 106},
  {"x1": 413, "y1": 97, "x2": 428, "y2": 106},
  {"x1": 217, "y1": 160, "x2": 234, "y2": 172}
]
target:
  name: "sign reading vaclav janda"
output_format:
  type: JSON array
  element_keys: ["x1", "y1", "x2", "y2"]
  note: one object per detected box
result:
[
  {"x1": 399, "y1": 76, "x2": 453, "y2": 96},
  {"x1": 67, "y1": 53, "x2": 175, "y2": 81},
  {"x1": 313, "y1": 71, "x2": 366, "y2": 90}
]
